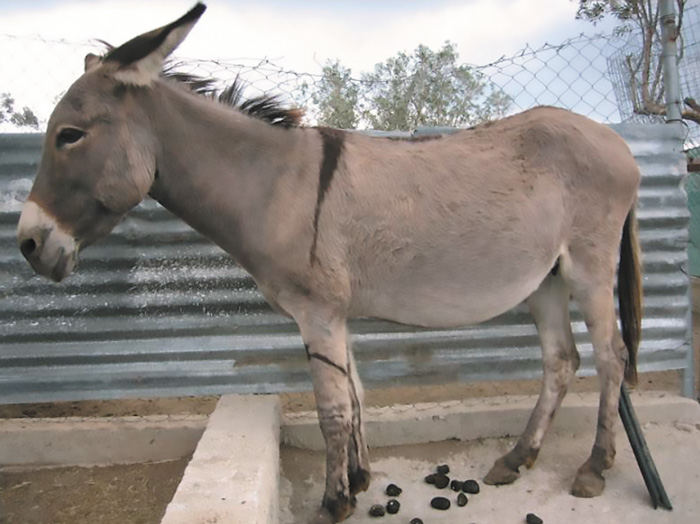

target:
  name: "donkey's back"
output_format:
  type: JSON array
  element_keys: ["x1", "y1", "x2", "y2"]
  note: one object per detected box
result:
[{"x1": 322, "y1": 106, "x2": 640, "y2": 327}]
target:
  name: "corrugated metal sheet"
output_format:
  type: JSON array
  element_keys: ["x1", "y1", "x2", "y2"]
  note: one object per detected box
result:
[{"x1": 0, "y1": 123, "x2": 692, "y2": 404}]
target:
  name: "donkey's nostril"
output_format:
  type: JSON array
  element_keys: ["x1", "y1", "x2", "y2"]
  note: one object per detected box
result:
[{"x1": 20, "y1": 237, "x2": 38, "y2": 258}]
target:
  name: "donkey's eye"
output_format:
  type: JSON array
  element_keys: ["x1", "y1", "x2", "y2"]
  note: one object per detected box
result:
[{"x1": 56, "y1": 127, "x2": 86, "y2": 149}]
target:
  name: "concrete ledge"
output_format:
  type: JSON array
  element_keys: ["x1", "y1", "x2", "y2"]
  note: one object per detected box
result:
[
  {"x1": 161, "y1": 394, "x2": 281, "y2": 524},
  {"x1": 282, "y1": 391, "x2": 700, "y2": 450},
  {"x1": 0, "y1": 414, "x2": 207, "y2": 467}
]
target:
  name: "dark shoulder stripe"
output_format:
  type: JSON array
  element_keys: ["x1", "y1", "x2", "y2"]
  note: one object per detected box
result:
[{"x1": 310, "y1": 127, "x2": 345, "y2": 264}]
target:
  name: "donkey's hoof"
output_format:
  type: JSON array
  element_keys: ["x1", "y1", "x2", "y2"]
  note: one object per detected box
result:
[
  {"x1": 310, "y1": 505, "x2": 354, "y2": 524},
  {"x1": 571, "y1": 469, "x2": 605, "y2": 498},
  {"x1": 484, "y1": 457, "x2": 520, "y2": 485},
  {"x1": 311, "y1": 493, "x2": 356, "y2": 524},
  {"x1": 349, "y1": 467, "x2": 371, "y2": 494},
  {"x1": 309, "y1": 507, "x2": 336, "y2": 524}
]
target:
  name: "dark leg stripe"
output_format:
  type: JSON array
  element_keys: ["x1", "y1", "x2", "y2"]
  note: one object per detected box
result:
[
  {"x1": 308, "y1": 352, "x2": 348, "y2": 376},
  {"x1": 310, "y1": 127, "x2": 345, "y2": 264}
]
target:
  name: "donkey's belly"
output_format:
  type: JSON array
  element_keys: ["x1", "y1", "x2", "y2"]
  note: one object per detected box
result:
[{"x1": 355, "y1": 262, "x2": 550, "y2": 328}]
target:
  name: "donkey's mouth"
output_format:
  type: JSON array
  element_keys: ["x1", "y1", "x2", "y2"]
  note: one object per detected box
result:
[
  {"x1": 17, "y1": 201, "x2": 79, "y2": 283},
  {"x1": 21, "y1": 242, "x2": 77, "y2": 283},
  {"x1": 49, "y1": 248, "x2": 78, "y2": 283}
]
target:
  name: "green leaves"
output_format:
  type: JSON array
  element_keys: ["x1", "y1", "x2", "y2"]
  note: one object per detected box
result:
[
  {"x1": 313, "y1": 61, "x2": 360, "y2": 129},
  {"x1": 311, "y1": 42, "x2": 511, "y2": 131},
  {"x1": 0, "y1": 93, "x2": 39, "y2": 130}
]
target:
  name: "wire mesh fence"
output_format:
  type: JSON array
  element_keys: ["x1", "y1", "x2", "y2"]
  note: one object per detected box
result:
[
  {"x1": 0, "y1": 20, "x2": 682, "y2": 133},
  {"x1": 607, "y1": 2, "x2": 700, "y2": 144}
]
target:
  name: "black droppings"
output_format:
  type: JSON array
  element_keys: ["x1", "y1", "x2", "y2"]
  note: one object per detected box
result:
[
  {"x1": 526, "y1": 513, "x2": 544, "y2": 524},
  {"x1": 430, "y1": 496, "x2": 451, "y2": 510},
  {"x1": 369, "y1": 504, "x2": 385, "y2": 517},
  {"x1": 386, "y1": 499, "x2": 400, "y2": 514},
  {"x1": 433, "y1": 474, "x2": 450, "y2": 489},
  {"x1": 450, "y1": 479, "x2": 464, "y2": 491},
  {"x1": 385, "y1": 483, "x2": 402, "y2": 497},
  {"x1": 409, "y1": 519, "x2": 424, "y2": 524},
  {"x1": 424, "y1": 473, "x2": 437, "y2": 485},
  {"x1": 436, "y1": 464, "x2": 450, "y2": 475},
  {"x1": 463, "y1": 479, "x2": 481, "y2": 494},
  {"x1": 457, "y1": 492, "x2": 468, "y2": 507}
]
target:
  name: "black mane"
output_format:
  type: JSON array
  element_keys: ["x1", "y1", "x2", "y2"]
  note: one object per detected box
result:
[
  {"x1": 162, "y1": 68, "x2": 303, "y2": 128},
  {"x1": 95, "y1": 42, "x2": 302, "y2": 128}
]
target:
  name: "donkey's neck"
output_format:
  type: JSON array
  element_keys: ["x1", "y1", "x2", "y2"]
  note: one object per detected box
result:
[{"x1": 143, "y1": 81, "x2": 316, "y2": 276}]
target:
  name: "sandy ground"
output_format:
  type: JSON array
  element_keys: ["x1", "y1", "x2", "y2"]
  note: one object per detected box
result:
[
  {"x1": 0, "y1": 459, "x2": 187, "y2": 524},
  {"x1": 281, "y1": 420, "x2": 700, "y2": 524},
  {"x1": 0, "y1": 370, "x2": 686, "y2": 420}
]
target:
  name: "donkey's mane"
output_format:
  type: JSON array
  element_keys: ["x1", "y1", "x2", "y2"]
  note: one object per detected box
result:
[
  {"x1": 99, "y1": 40, "x2": 302, "y2": 128},
  {"x1": 162, "y1": 68, "x2": 303, "y2": 128}
]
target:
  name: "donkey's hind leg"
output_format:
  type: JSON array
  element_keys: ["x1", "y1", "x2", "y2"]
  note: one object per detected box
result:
[
  {"x1": 557, "y1": 242, "x2": 629, "y2": 498},
  {"x1": 485, "y1": 270, "x2": 579, "y2": 485},
  {"x1": 569, "y1": 282, "x2": 627, "y2": 497}
]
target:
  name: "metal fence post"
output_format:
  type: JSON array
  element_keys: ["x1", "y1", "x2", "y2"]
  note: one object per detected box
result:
[
  {"x1": 659, "y1": 1, "x2": 697, "y2": 398},
  {"x1": 659, "y1": 0, "x2": 683, "y2": 122}
]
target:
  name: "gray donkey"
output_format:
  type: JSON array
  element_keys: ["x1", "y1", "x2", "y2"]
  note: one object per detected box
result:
[{"x1": 17, "y1": 4, "x2": 643, "y2": 523}]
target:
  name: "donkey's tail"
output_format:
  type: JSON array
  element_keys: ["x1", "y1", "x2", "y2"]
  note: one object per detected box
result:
[{"x1": 618, "y1": 203, "x2": 643, "y2": 386}]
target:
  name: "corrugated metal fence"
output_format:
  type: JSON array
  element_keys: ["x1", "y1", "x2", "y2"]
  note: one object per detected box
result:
[{"x1": 0, "y1": 123, "x2": 693, "y2": 404}]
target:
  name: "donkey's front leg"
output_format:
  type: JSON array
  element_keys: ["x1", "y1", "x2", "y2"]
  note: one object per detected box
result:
[
  {"x1": 346, "y1": 345, "x2": 371, "y2": 495},
  {"x1": 301, "y1": 318, "x2": 365, "y2": 524}
]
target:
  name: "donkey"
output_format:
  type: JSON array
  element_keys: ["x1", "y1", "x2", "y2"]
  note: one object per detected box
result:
[{"x1": 17, "y1": 4, "x2": 643, "y2": 523}]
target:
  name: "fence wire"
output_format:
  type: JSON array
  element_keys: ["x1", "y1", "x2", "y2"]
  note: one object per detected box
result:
[
  {"x1": 0, "y1": 26, "x2": 657, "y2": 133},
  {"x1": 1, "y1": 9, "x2": 697, "y2": 135}
]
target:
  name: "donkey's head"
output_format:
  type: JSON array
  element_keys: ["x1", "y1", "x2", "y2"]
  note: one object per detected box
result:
[{"x1": 17, "y1": 3, "x2": 206, "y2": 282}]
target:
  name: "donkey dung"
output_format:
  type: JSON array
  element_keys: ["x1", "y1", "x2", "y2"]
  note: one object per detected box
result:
[
  {"x1": 463, "y1": 479, "x2": 481, "y2": 494},
  {"x1": 409, "y1": 519, "x2": 424, "y2": 524},
  {"x1": 450, "y1": 479, "x2": 464, "y2": 491},
  {"x1": 430, "y1": 496, "x2": 451, "y2": 510},
  {"x1": 433, "y1": 474, "x2": 450, "y2": 489},
  {"x1": 369, "y1": 504, "x2": 385, "y2": 517},
  {"x1": 526, "y1": 513, "x2": 544, "y2": 524},
  {"x1": 386, "y1": 499, "x2": 400, "y2": 514},
  {"x1": 457, "y1": 492, "x2": 468, "y2": 506},
  {"x1": 385, "y1": 483, "x2": 402, "y2": 496},
  {"x1": 436, "y1": 464, "x2": 450, "y2": 475}
]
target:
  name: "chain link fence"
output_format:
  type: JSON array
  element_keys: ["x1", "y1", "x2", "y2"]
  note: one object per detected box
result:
[
  {"x1": 0, "y1": 23, "x2": 673, "y2": 133},
  {"x1": 4, "y1": 7, "x2": 700, "y2": 133}
]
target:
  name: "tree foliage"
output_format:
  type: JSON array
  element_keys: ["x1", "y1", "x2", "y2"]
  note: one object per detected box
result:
[
  {"x1": 576, "y1": 1, "x2": 699, "y2": 125},
  {"x1": 361, "y1": 42, "x2": 511, "y2": 131},
  {"x1": 576, "y1": 0, "x2": 644, "y2": 24},
  {"x1": 312, "y1": 61, "x2": 359, "y2": 129},
  {"x1": 311, "y1": 42, "x2": 511, "y2": 130},
  {"x1": 0, "y1": 93, "x2": 39, "y2": 129}
]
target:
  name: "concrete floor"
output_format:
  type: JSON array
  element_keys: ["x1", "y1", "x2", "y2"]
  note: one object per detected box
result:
[{"x1": 280, "y1": 397, "x2": 700, "y2": 524}]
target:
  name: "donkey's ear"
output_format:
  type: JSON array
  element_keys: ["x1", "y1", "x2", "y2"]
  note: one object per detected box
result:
[
  {"x1": 84, "y1": 53, "x2": 101, "y2": 72},
  {"x1": 103, "y1": 3, "x2": 206, "y2": 86}
]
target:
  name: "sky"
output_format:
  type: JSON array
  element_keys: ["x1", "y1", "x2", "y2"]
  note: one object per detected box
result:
[
  {"x1": 0, "y1": 0, "x2": 620, "y2": 130},
  {"x1": 0, "y1": 0, "x2": 617, "y2": 70}
]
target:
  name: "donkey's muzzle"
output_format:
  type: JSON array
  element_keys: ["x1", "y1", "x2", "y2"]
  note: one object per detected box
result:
[{"x1": 17, "y1": 201, "x2": 78, "y2": 282}]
